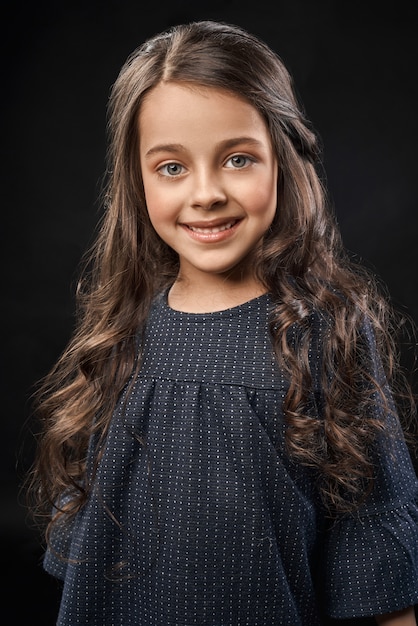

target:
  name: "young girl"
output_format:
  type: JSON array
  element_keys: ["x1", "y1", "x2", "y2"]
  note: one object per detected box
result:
[{"x1": 28, "y1": 19, "x2": 418, "y2": 626}]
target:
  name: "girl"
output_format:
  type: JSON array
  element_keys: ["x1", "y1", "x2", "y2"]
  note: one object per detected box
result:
[{"x1": 28, "y1": 19, "x2": 418, "y2": 625}]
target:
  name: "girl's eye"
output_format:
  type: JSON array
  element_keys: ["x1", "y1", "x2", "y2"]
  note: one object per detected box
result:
[
  {"x1": 225, "y1": 155, "x2": 253, "y2": 169},
  {"x1": 157, "y1": 162, "x2": 184, "y2": 177}
]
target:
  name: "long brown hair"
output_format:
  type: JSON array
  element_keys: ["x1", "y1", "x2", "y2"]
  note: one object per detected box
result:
[{"x1": 27, "y1": 20, "x2": 416, "y2": 536}]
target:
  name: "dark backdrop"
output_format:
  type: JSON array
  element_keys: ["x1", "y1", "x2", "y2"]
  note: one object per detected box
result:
[{"x1": 2, "y1": 1, "x2": 417, "y2": 624}]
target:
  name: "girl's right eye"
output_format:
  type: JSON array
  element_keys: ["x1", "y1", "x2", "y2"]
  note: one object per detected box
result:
[{"x1": 157, "y1": 162, "x2": 184, "y2": 177}]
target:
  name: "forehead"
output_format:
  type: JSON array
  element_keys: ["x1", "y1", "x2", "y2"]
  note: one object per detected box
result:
[{"x1": 138, "y1": 81, "x2": 271, "y2": 148}]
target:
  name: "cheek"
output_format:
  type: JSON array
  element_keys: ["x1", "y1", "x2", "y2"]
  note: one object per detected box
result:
[
  {"x1": 142, "y1": 178, "x2": 171, "y2": 227},
  {"x1": 245, "y1": 183, "x2": 277, "y2": 223},
  {"x1": 142, "y1": 170, "x2": 183, "y2": 220},
  {"x1": 235, "y1": 163, "x2": 278, "y2": 219}
]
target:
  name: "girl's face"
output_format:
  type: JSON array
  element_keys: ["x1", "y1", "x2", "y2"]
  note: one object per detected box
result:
[{"x1": 139, "y1": 82, "x2": 278, "y2": 288}]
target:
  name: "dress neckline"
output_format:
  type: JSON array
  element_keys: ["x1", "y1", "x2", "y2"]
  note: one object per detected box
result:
[{"x1": 161, "y1": 289, "x2": 271, "y2": 320}]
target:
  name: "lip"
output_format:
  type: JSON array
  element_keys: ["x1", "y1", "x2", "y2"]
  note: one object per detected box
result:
[{"x1": 180, "y1": 218, "x2": 242, "y2": 243}]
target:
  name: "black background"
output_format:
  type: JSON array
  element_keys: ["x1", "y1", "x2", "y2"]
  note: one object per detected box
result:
[{"x1": 3, "y1": 0, "x2": 417, "y2": 623}]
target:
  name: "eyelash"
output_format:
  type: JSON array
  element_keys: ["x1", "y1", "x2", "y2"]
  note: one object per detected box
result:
[{"x1": 156, "y1": 154, "x2": 255, "y2": 178}]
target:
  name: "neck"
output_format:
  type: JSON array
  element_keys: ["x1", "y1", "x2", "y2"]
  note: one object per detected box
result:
[{"x1": 168, "y1": 274, "x2": 267, "y2": 313}]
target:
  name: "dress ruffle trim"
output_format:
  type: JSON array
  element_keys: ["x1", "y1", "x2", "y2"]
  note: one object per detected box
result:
[{"x1": 324, "y1": 492, "x2": 418, "y2": 618}]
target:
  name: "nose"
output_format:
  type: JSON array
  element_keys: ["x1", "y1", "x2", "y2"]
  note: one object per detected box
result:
[{"x1": 190, "y1": 167, "x2": 227, "y2": 210}]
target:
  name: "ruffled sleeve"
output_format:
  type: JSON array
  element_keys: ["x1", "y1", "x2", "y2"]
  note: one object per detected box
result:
[
  {"x1": 324, "y1": 492, "x2": 418, "y2": 617},
  {"x1": 322, "y1": 318, "x2": 418, "y2": 618}
]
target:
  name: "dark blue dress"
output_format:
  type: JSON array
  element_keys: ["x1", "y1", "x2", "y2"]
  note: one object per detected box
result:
[{"x1": 44, "y1": 292, "x2": 418, "y2": 625}]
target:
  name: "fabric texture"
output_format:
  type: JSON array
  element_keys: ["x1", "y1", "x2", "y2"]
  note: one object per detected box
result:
[{"x1": 44, "y1": 292, "x2": 418, "y2": 625}]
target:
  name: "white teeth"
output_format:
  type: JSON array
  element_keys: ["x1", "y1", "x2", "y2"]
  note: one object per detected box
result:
[{"x1": 188, "y1": 221, "x2": 236, "y2": 233}]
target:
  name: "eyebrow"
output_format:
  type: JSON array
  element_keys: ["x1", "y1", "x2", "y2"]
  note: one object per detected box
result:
[{"x1": 144, "y1": 136, "x2": 265, "y2": 159}]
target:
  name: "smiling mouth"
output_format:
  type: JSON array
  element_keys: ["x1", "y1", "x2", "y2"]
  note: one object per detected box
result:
[{"x1": 185, "y1": 220, "x2": 239, "y2": 234}]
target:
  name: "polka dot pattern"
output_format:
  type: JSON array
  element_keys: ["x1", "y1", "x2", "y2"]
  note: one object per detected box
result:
[{"x1": 44, "y1": 293, "x2": 418, "y2": 624}]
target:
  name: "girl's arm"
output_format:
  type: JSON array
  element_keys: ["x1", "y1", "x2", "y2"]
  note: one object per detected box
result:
[{"x1": 375, "y1": 607, "x2": 417, "y2": 625}]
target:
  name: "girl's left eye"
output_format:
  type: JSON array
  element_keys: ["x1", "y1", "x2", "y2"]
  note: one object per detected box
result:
[
  {"x1": 158, "y1": 163, "x2": 184, "y2": 176},
  {"x1": 225, "y1": 155, "x2": 253, "y2": 169}
]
